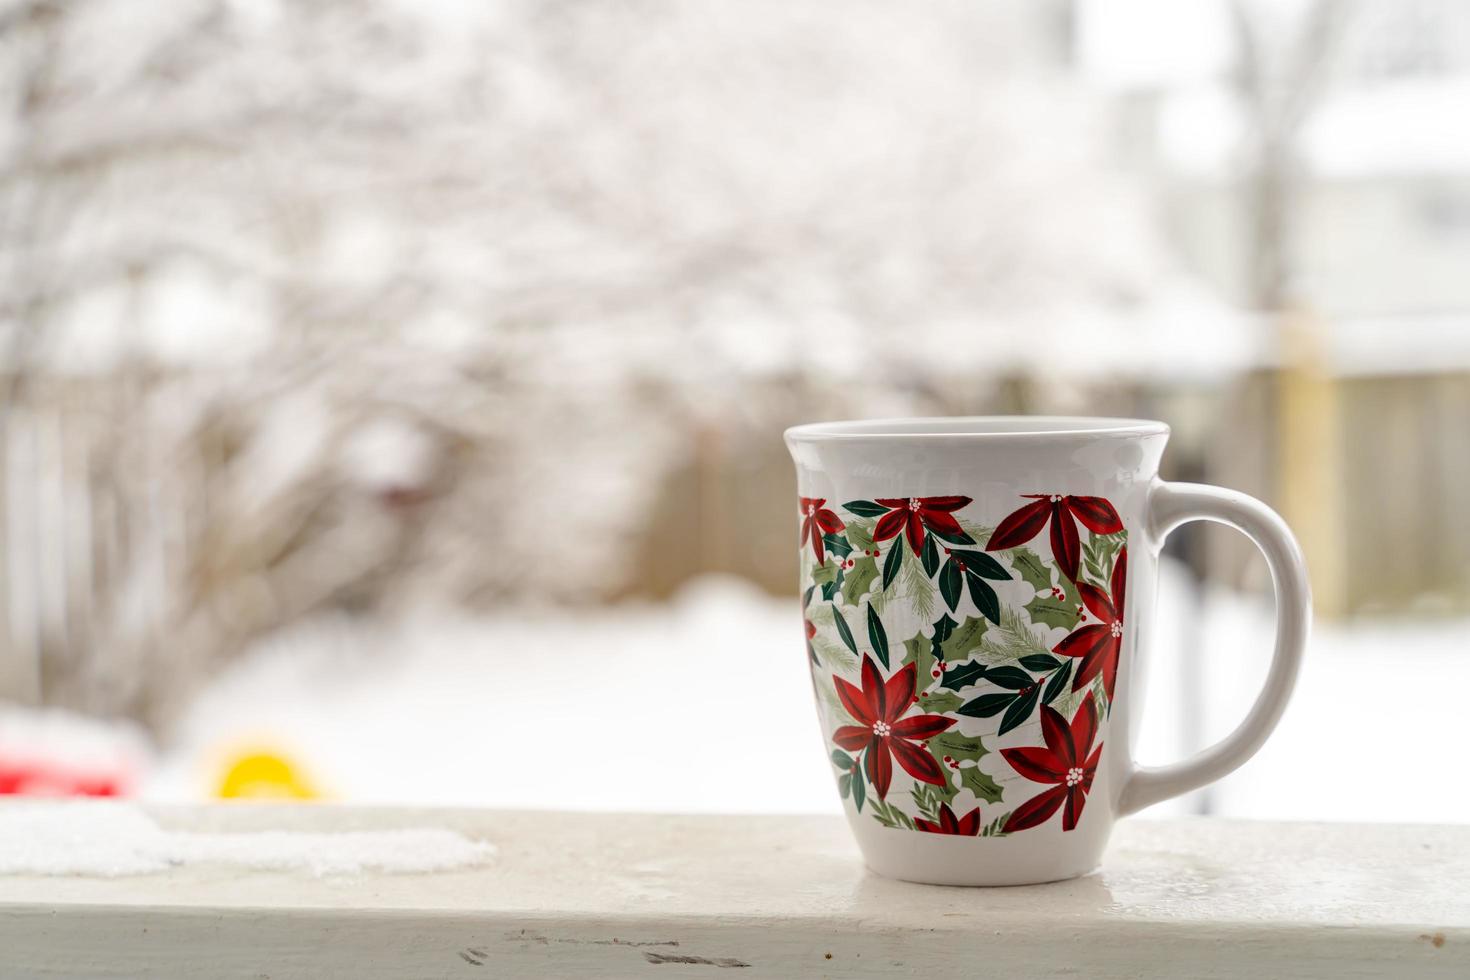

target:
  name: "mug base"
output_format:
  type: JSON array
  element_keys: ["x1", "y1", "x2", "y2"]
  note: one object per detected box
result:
[
  {"x1": 848, "y1": 812, "x2": 1111, "y2": 886},
  {"x1": 862, "y1": 856, "x2": 1100, "y2": 887}
]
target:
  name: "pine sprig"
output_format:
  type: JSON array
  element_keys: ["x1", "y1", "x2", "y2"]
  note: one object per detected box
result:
[
  {"x1": 900, "y1": 553, "x2": 936, "y2": 620},
  {"x1": 1081, "y1": 528, "x2": 1127, "y2": 587},
  {"x1": 980, "y1": 605, "x2": 1053, "y2": 663},
  {"x1": 980, "y1": 813, "x2": 1011, "y2": 838},
  {"x1": 868, "y1": 797, "x2": 916, "y2": 830}
]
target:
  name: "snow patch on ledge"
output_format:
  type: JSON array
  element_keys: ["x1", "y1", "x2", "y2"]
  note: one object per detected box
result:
[{"x1": 0, "y1": 803, "x2": 496, "y2": 877}]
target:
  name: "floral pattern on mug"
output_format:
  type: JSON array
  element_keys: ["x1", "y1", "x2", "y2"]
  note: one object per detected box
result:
[{"x1": 801, "y1": 493, "x2": 1127, "y2": 835}]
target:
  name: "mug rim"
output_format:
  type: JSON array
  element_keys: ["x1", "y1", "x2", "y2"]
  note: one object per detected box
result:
[{"x1": 784, "y1": 415, "x2": 1170, "y2": 443}]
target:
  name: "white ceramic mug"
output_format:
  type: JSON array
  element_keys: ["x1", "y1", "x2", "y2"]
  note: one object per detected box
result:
[{"x1": 784, "y1": 417, "x2": 1309, "y2": 885}]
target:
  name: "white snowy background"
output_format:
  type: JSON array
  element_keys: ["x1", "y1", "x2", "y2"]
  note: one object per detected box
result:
[{"x1": 1, "y1": 0, "x2": 1468, "y2": 823}]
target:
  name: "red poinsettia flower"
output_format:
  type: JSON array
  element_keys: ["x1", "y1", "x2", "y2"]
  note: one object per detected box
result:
[
  {"x1": 1001, "y1": 693, "x2": 1102, "y2": 832},
  {"x1": 1054, "y1": 547, "x2": 1127, "y2": 700},
  {"x1": 871, "y1": 496, "x2": 973, "y2": 555},
  {"x1": 832, "y1": 656, "x2": 955, "y2": 799},
  {"x1": 985, "y1": 494, "x2": 1123, "y2": 581},
  {"x1": 914, "y1": 802, "x2": 982, "y2": 836},
  {"x1": 799, "y1": 497, "x2": 845, "y2": 564}
]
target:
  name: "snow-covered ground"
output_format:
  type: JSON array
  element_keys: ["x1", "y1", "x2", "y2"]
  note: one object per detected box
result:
[{"x1": 139, "y1": 561, "x2": 1469, "y2": 823}]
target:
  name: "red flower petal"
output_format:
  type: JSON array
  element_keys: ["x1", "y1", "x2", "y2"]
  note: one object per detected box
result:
[
  {"x1": 914, "y1": 816, "x2": 942, "y2": 833},
  {"x1": 833, "y1": 726, "x2": 874, "y2": 751},
  {"x1": 888, "y1": 737, "x2": 947, "y2": 786},
  {"x1": 1000, "y1": 746, "x2": 1065, "y2": 783},
  {"x1": 1099, "y1": 644, "x2": 1120, "y2": 701},
  {"x1": 873, "y1": 508, "x2": 908, "y2": 542},
  {"x1": 811, "y1": 531, "x2": 825, "y2": 566},
  {"x1": 938, "y1": 804, "x2": 960, "y2": 833},
  {"x1": 1077, "y1": 581, "x2": 1116, "y2": 623},
  {"x1": 834, "y1": 676, "x2": 877, "y2": 727},
  {"x1": 1069, "y1": 692, "x2": 1098, "y2": 759},
  {"x1": 917, "y1": 508, "x2": 964, "y2": 538},
  {"x1": 1003, "y1": 784, "x2": 1068, "y2": 832},
  {"x1": 865, "y1": 742, "x2": 894, "y2": 798},
  {"x1": 986, "y1": 498, "x2": 1051, "y2": 550},
  {"x1": 918, "y1": 496, "x2": 971, "y2": 512},
  {"x1": 954, "y1": 806, "x2": 983, "y2": 835},
  {"x1": 860, "y1": 656, "x2": 887, "y2": 721},
  {"x1": 1039, "y1": 704, "x2": 1073, "y2": 765},
  {"x1": 1051, "y1": 504, "x2": 1080, "y2": 580},
  {"x1": 1111, "y1": 546, "x2": 1128, "y2": 611},
  {"x1": 881, "y1": 662, "x2": 917, "y2": 722},
  {"x1": 1062, "y1": 785, "x2": 1086, "y2": 831},
  {"x1": 891, "y1": 713, "x2": 955, "y2": 740},
  {"x1": 1053, "y1": 623, "x2": 1111, "y2": 662},
  {"x1": 814, "y1": 508, "x2": 846, "y2": 534},
  {"x1": 1066, "y1": 496, "x2": 1123, "y2": 534},
  {"x1": 1072, "y1": 636, "x2": 1120, "y2": 693},
  {"x1": 903, "y1": 512, "x2": 925, "y2": 555}
]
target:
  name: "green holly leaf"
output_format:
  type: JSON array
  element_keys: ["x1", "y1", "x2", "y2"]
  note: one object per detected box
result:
[
  {"x1": 866, "y1": 603, "x2": 889, "y2": 669},
  {"x1": 939, "y1": 615, "x2": 988, "y2": 662},
  {"x1": 831, "y1": 749, "x2": 855, "y2": 769},
  {"x1": 811, "y1": 560, "x2": 840, "y2": 587},
  {"x1": 902, "y1": 632, "x2": 936, "y2": 692},
  {"x1": 1010, "y1": 545, "x2": 1053, "y2": 594},
  {"x1": 842, "y1": 500, "x2": 889, "y2": 518},
  {"x1": 881, "y1": 540, "x2": 904, "y2": 589},
  {"x1": 998, "y1": 685, "x2": 1041, "y2": 736},
  {"x1": 958, "y1": 691, "x2": 1016, "y2": 718},
  {"x1": 846, "y1": 522, "x2": 876, "y2": 553},
  {"x1": 960, "y1": 766, "x2": 1005, "y2": 804},
  {"x1": 929, "y1": 731, "x2": 987, "y2": 763},
  {"x1": 938, "y1": 559, "x2": 962, "y2": 612},
  {"x1": 929, "y1": 614, "x2": 956, "y2": 663},
  {"x1": 823, "y1": 532, "x2": 853, "y2": 559},
  {"x1": 939, "y1": 658, "x2": 987, "y2": 691},
  {"x1": 831, "y1": 603, "x2": 858, "y2": 654},
  {"x1": 841, "y1": 556, "x2": 879, "y2": 605},
  {"x1": 821, "y1": 566, "x2": 844, "y2": 602},
  {"x1": 1026, "y1": 581, "x2": 1080, "y2": 631},
  {"x1": 917, "y1": 690, "x2": 963, "y2": 713},
  {"x1": 920, "y1": 533, "x2": 941, "y2": 574}
]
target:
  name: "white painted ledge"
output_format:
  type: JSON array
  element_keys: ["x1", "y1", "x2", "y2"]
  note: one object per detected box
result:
[{"x1": 0, "y1": 805, "x2": 1465, "y2": 978}]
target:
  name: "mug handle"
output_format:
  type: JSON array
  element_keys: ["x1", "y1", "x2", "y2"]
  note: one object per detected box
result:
[{"x1": 1118, "y1": 481, "x2": 1312, "y2": 815}]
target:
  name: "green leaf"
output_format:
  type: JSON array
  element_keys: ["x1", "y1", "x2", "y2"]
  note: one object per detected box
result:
[
  {"x1": 939, "y1": 658, "x2": 987, "y2": 691},
  {"x1": 851, "y1": 764, "x2": 866, "y2": 812},
  {"x1": 929, "y1": 731, "x2": 988, "y2": 763},
  {"x1": 950, "y1": 550, "x2": 1010, "y2": 581},
  {"x1": 831, "y1": 749, "x2": 855, "y2": 769},
  {"x1": 998, "y1": 685, "x2": 1041, "y2": 736},
  {"x1": 831, "y1": 604, "x2": 858, "y2": 654},
  {"x1": 821, "y1": 571, "x2": 843, "y2": 602},
  {"x1": 966, "y1": 575, "x2": 1001, "y2": 625},
  {"x1": 984, "y1": 665, "x2": 1034, "y2": 690},
  {"x1": 958, "y1": 692, "x2": 1016, "y2": 718},
  {"x1": 838, "y1": 772, "x2": 852, "y2": 800},
  {"x1": 1025, "y1": 592, "x2": 1079, "y2": 631},
  {"x1": 1043, "y1": 660, "x2": 1073, "y2": 704},
  {"x1": 1010, "y1": 546, "x2": 1053, "y2": 594},
  {"x1": 920, "y1": 533, "x2": 941, "y2": 574},
  {"x1": 811, "y1": 560, "x2": 840, "y2": 587},
  {"x1": 959, "y1": 766, "x2": 1005, "y2": 805},
  {"x1": 842, "y1": 500, "x2": 889, "y2": 518},
  {"x1": 917, "y1": 690, "x2": 963, "y2": 713},
  {"x1": 866, "y1": 603, "x2": 889, "y2": 669},
  {"x1": 938, "y1": 559, "x2": 962, "y2": 612},
  {"x1": 939, "y1": 615, "x2": 988, "y2": 662},
  {"x1": 802, "y1": 585, "x2": 815, "y2": 608},
  {"x1": 929, "y1": 614, "x2": 956, "y2": 663},
  {"x1": 823, "y1": 532, "x2": 853, "y2": 559},
  {"x1": 1020, "y1": 653, "x2": 1062, "y2": 672},
  {"x1": 841, "y1": 556, "x2": 879, "y2": 605},
  {"x1": 881, "y1": 540, "x2": 904, "y2": 589},
  {"x1": 901, "y1": 632, "x2": 936, "y2": 692},
  {"x1": 846, "y1": 522, "x2": 876, "y2": 553},
  {"x1": 929, "y1": 524, "x2": 976, "y2": 546}
]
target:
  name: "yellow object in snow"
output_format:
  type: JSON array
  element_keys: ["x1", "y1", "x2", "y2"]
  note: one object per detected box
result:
[{"x1": 217, "y1": 750, "x2": 318, "y2": 800}]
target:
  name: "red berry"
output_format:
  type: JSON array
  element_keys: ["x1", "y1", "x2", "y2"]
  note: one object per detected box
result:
[{"x1": 931, "y1": 670, "x2": 941, "y2": 678}]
